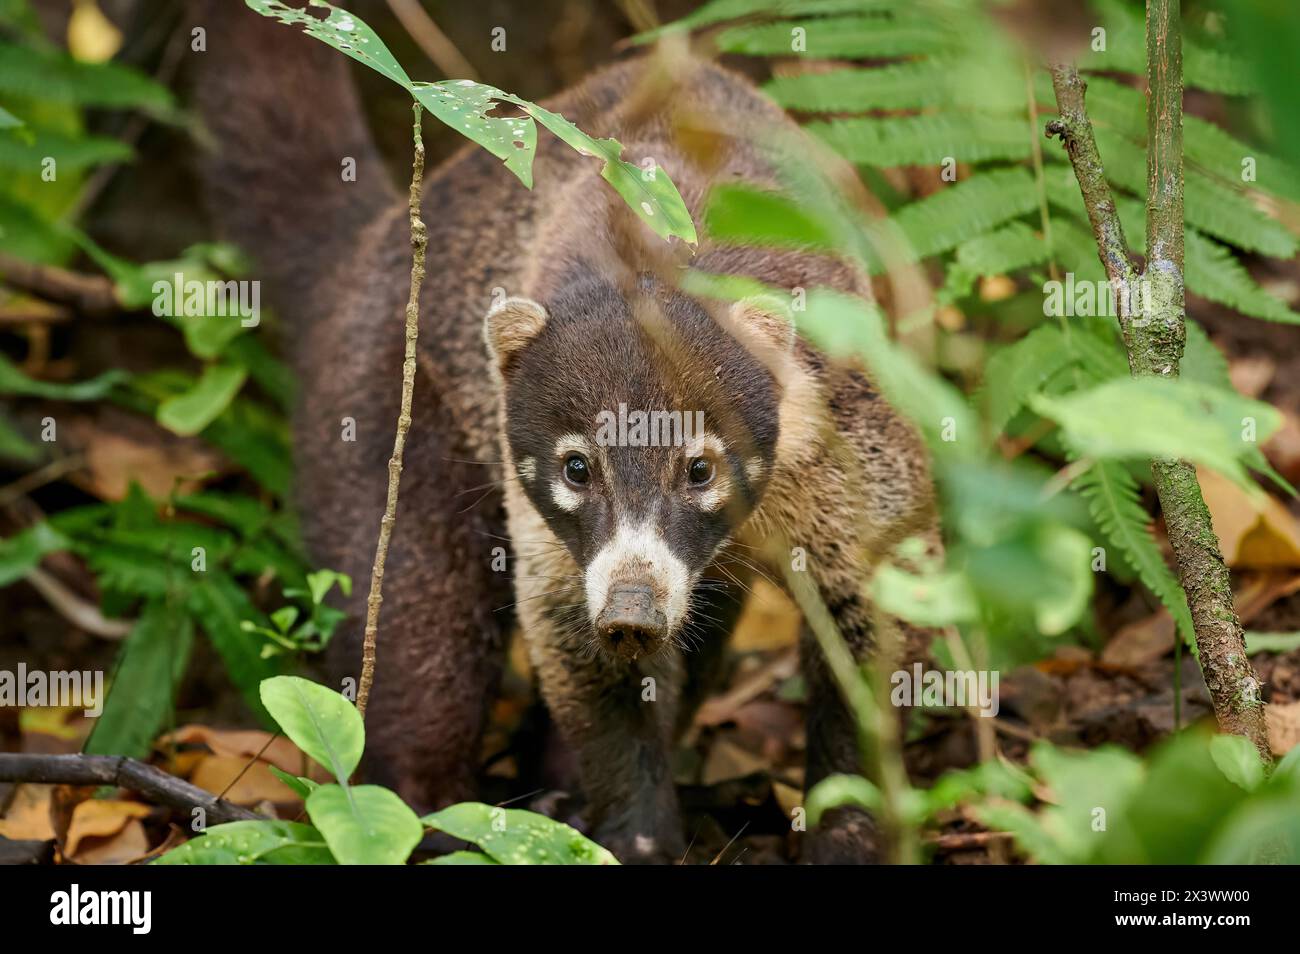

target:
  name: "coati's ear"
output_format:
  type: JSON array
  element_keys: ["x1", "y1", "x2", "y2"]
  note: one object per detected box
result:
[
  {"x1": 725, "y1": 296, "x2": 796, "y2": 363},
  {"x1": 484, "y1": 297, "x2": 549, "y2": 377}
]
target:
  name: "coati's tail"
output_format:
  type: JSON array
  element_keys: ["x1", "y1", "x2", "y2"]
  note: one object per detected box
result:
[{"x1": 188, "y1": 0, "x2": 396, "y2": 317}]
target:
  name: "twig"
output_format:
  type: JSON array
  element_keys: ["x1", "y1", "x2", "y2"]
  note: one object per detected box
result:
[
  {"x1": 384, "y1": 0, "x2": 478, "y2": 81},
  {"x1": 1046, "y1": 0, "x2": 1270, "y2": 759},
  {"x1": 23, "y1": 567, "x2": 133, "y2": 640},
  {"x1": 356, "y1": 103, "x2": 427, "y2": 720},
  {"x1": 0, "y1": 753, "x2": 258, "y2": 825},
  {"x1": 0, "y1": 252, "x2": 119, "y2": 317}
]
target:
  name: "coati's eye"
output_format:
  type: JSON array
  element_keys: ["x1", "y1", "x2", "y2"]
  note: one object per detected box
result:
[
  {"x1": 687, "y1": 455, "x2": 715, "y2": 486},
  {"x1": 563, "y1": 454, "x2": 591, "y2": 487}
]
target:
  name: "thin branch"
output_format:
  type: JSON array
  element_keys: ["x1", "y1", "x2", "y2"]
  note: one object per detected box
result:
[
  {"x1": 1046, "y1": 0, "x2": 1270, "y2": 759},
  {"x1": 356, "y1": 103, "x2": 427, "y2": 720},
  {"x1": 0, "y1": 753, "x2": 258, "y2": 825},
  {"x1": 0, "y1": 252, "x2": 119, "y2": 318},
  {"x1": 24, "y1": 566, "x2": 134, "y2": 640},
  {"x1": 384, "y1": 0, "x2": 479, "y2": 81}
]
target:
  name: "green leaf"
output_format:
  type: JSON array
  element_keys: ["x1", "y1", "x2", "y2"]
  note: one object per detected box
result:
[
  {"x1": 956, "y1": 221, "x2": 1049, "y2": 279},
  {"x1": 247, "y1": 1, "x2": 695, "y2": 244},
  {"x1": 185, "y1": 576, "x2": 280, "y2": 726},
  {"x1": 980, "y1": 323, "x2": 1074, "y2": 437},
  {"x1": 0, "y1": 413, "x2": 39, "y2": 464},
  {"x1": 424, "y1": 850, "x2": 499, "y2": 865},
  {"x1": 0, "y1": 41, "x2": 176, "y2": 115},
  {"x1": 715, "y1": 15, "x2": 961, "y2": 58},
  {"x1": 245, "y1": 0, "x2": 411, "y2": 88},
  {"x1": 705, "y1": 183, "x2": 836, "y2": 251},
  {"x1": 84, "y1": 601, "x2": 194, "y2": 760},
  {"x1": 0, "y1": 352, "x2": 126, "y2": 400},
  {"x1": 1209, "y1": 733, "x2": 1266, "y2": 793},
  {"x1": 1031, "y1": 378, "x2": 1282, "y2": 490},
  {"x1": 872, "y1": 562, "x2": 977, "y2": 628},
  {"x1": 155, "y1": 363, "x2": 248, "y2": 437},
  {"x1": 268, "y1": 766, "x2": 320, "y2": 800},
  {"x1": 421, "y1": 802, "x2": 618, "y2": 865},
  {"x1": 1072, "y1": 460, "x2": 1195, "y2": 653},
  {"x1": 808, "y1": 113, "x2": 1030, "y2": 167},
  {"x1": 765, "y1": 57, "x2": 1024, "y2": 113},
  {"x1": 0, "y1": 522, "x2": 68, "y2": 587},
  {"x1": 259, "y1": 676, "x2": 363, "y2": 785},
  {"x1": 306, "y1": 784, "x2": 423, "y2": 865},
  {"x1": 1245, "y1": 631, "x2": 1300, "y2": 655},
  {"x1": 805, "y1": 774, "x2": 882, "y2": 827},
  {"x1": 154, "y1": 820, "x2": 334, "y2": 865},
  {"x1": 889, "y1": 168, "x2": 1039, "y2": 262}
]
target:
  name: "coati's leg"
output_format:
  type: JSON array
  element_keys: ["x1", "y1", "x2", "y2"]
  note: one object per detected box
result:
[{"x1": 506, "y1": 500, "x2": 685, "y2": 863}]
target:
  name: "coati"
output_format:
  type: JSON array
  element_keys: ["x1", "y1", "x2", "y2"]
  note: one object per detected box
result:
[{"x1": 191, "y1": 1, "x2": 935, "y2": 863}]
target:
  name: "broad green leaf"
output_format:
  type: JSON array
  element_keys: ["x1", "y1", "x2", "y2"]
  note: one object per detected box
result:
[
  {"x1": 805, "y1": 774, "x2": 882, "y2": 827},
  {"x1": 1031, "y1": 378, "x2": 1281, "y2": 490},
  {"x1": 424, "y1": 850, "x2": 499, "y2": 865},
  {"x1": 0, "y1": 104, "x2": 22, "y2": 129},
  {"x1": 259, "y1": 676, "x2": 363, "y2": 784},
  {"x1": 1209, "y1": 733, "x2": 1265, "y2": 793},
  {"x1": 705, "y1": 183, "x2": 836, "y2": 251},
  {"x1": 0, "y1": 41, "x2": 176, "y2": 115},
  {"x1": 154, "y1": 820, "x2": 333, "y2": 865},
  {"x1": 156, "y1": 363, "x2": 247, "y2": 436},
  {"x1": 247, "y1": 1, "x2": 695, "y2": 244},
  {"x1": 84, "y1": 601, "x2": 194, "y2": 760},
  {"x1": 421, "y1": 802, "x2": 618, "y2": 865},
  {"x1": 872, "y1": 562, "x2": 977, "y2": 627},
  {"x1": 307, "y1": 783, "x2": 423, "y2": 865},
  {"x1": 1246, "y1": 631, "x2": 1300, "y2": 655},
  {"x1": 245, "y1": 0, "x2": 411, "y2": 88}
]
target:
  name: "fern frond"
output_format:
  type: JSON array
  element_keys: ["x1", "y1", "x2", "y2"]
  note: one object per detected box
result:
[
  {"x1": 715, "y1": 15, "x2": 962, "y2": 57},
  {"x1": 807, "y1": 113, "x2": 1030, "y2": 167},
  {"x1": 980, "y1": 323, "x2": 1074, "y2": 436},
  {"x1": 1079, "y1": 0, "x2": 1255, "y2": 95},
  {"x1": 956, "y1": 221, "x2": 1046, "y2": 276},
  {"x1": 764, "y1": 57, "x2": 1024, "y2": 113},
  {"x1": 1042, "y1": 124, "x2": 1296, "y2": 258},
  {"x1": 1073, "y1": 459, "x2": 1196, "y2": 653},
  {"x1": 888, "y1": 168, "x2": 1039, "y2": 261}
]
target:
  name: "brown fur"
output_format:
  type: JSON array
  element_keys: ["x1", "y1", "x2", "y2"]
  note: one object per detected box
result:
[{"x1": 192, "y1": 2, "x2": 935, "y2": 862}]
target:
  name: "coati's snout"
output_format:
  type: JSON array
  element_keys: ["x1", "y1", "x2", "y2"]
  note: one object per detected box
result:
[{"x1": 485, "y1": 274, "x2": 795, "y2": 662}]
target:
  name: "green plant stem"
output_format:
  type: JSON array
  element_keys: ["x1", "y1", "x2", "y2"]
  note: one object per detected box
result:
[
  {"x1": 356, "y1": 104, "x2": 427, "y2": 720},
  {"x1": 1046, "y1": 2, "x2": 1270, "y2": 760}
]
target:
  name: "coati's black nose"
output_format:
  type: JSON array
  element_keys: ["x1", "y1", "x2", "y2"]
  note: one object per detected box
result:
[{"x1": 596, "y1": 585, "x2": 667, "y2": 662}]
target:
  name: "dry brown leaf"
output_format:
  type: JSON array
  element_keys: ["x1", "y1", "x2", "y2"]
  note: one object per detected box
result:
[
  {"x1": 701, "y1": 736, "x2": 770, "y2": 786},
  {"x1": 1228, "y1": 355, "x2": 1276, "y2": 399},
  {"x1": 63, "y1": 413, "x2": 222, "y2": 501},
  {"x1": 1198, "y1": 468, "x2": 1300, "y2": 569},
  {"x1": 0, "y1": 784, "x2": 55, "y2": 841},
  {"x1": 163, "y1": 724, "x2": 311, "y2": 776},
  {"x1": 1264, "y1": 410, "x2": 1300, "y2": 484},
  {"x1": 72, "y1": 819, "x2": 151, "y2": 865},
  {"x1": 1102, "y1": 611, "x2": 1177, "y2": 667},
  {"x1": 772, "y1": 781, "x2": 803, "y2": 819},
  {"x1": 189, "y1": 755, "x2": 297, "y2": 805},
  {"x1": 64, "y1": 799, "x2": 152, "y2": 855},
  {"x1": 1265, "y1": 701, "x2": 1300, "y2": 756},
  {"x1": 695, "y1": 648, "x2": 799, "y2": 729},
  {"x1": 730, "y1": 579, "x2": 800, "y2": 652}
]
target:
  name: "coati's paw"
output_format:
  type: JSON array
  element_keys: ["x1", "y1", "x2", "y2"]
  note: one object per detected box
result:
[
  {"x1": 802, "y1": 807, "x2": 882, "y2": 865},
  {"x1": 598, "y1": 829, "x2": 684, "y2": 865}
]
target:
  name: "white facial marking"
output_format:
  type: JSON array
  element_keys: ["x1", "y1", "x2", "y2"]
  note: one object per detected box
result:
[
  {"x1": 551, "y1": 479, "x2": 582, "y2": 512},
  {"x1": 518, "y1": 456, "x2": 536, "y2": 483},
  {"x1": 555, "y1": 432, "x2": 594, "y2": 460},
  {"x1": 682, "y1": 432, "x2": 727, "y2": 460},
  {"x1": 745, "y1": 456, "x2": 764, "y2": 483},
  {"x1": 585, "y1": 520, "x2": 690, "y2": 631},
  {"x1": 697, "y1": 484, "x2": 728, "y2": 513}
]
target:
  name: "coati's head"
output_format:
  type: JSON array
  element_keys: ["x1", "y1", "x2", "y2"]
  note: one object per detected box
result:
[{"x1": 485, "y1": 271, "x2": 794, "y2": 663}]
